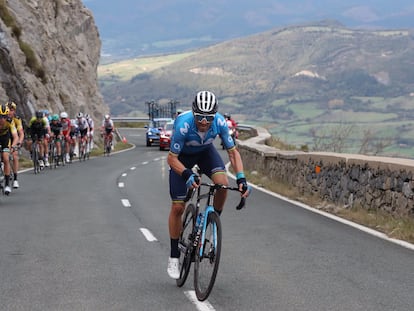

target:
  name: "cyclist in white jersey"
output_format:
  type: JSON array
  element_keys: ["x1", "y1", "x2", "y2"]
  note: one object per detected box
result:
[{"x1": 85, "y1": 114, "x2": 94, "y2": 152}]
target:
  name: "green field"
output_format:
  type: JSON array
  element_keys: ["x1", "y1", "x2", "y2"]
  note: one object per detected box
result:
[{"x1": 98, "y1": 52, "x2": 195, "y2": 82}]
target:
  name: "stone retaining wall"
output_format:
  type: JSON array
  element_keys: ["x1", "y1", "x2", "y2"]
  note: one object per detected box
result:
[{"x1": 237, "y1": 127, "x2": 414, "y2": 217}]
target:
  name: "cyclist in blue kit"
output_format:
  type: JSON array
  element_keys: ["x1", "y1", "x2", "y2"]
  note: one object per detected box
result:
[{"x1": 167, "y1": 90, "x2": 251, "y2": 279}]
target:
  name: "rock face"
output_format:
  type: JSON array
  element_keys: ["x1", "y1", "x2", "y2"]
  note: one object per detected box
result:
[{"x1": 0, "y1": 0, "x2": 107, "y2": 122}]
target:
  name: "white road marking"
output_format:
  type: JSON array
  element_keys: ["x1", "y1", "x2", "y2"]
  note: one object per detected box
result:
[
  {"x1": 121, "y1": 199, "x2": 131, "y2": 207},
  {"x1": 184, "y1": 291, "x2": 215, "y2": 311},
  {"x1": 122, "y1": 173, "x2": 127, "y2": 177},
  {"x1": 118, "y1": 182, "x2": 125, "y2": 188},
  {"x1": 139, "y1": 228, "x2": 158, "y2": 242},
  {"x1": 142, "y1": 161, "x2": 149, "y2": 165},
  {"x1": 131, "y1": 166, "x2": 137, "y2": 170}
]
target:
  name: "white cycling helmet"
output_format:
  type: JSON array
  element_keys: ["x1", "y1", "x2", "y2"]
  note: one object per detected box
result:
[
  {"x1": 60, "y1": 111, "x2": 68, "y2": 118},
  {"x1": 192, "y1": 91, "x2": 218, "y2": 114},
  {"x1": 77, "y1": 112, "x2": 83, "y2": 118},
  {"x1": 104, "y1": 114, "x2": 110, "y2": 120}
]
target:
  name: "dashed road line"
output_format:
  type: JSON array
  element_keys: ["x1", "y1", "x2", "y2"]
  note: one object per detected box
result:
[
  {"x1": 184, "y1": 291, "x2": 215, "y2": 311},
  {"x1": 121, "y1": 199, "x2": 131, "y2": 207},
  {"x1": 139, "y1": 228, "x2": 158, "y2": 242}
]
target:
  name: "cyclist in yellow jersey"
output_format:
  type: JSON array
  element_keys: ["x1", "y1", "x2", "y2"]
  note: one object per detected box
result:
[
  {"x1": 7, "y1": 101, "x2": 24, "y2": 188},
  {"x1": 27, "y1": 111, "x2": 48, "y2": 168},
  {"x1": 0, "y1": 104, "x2": 19, "y2": 195}
]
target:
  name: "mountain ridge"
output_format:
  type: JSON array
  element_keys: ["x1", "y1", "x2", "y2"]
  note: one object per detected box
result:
[{"x1": 98, "y1": 20, "x2": 414, "y2": 156}]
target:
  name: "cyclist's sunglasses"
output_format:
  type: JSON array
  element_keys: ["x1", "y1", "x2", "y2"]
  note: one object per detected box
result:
[{"x1": 194, "y1": 113, "x2": 215, "y2": 123}]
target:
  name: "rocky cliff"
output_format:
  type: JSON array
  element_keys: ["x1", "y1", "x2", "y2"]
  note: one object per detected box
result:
[{"x1": 0, "y1": 0, "x2": 106, "y2": 122}]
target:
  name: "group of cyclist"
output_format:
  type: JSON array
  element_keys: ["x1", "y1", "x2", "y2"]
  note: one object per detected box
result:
[
  {"x1": 27, "y1": 110, "x2": 95, "y2": 167},
  {"x1": 0, "y1": 100, "x2": 115, "y2": 195}
]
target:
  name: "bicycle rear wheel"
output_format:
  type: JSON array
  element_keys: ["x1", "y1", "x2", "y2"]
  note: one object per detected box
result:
[
  {"x1": 0, "y1": 162, "x2": 5, "y2": 193},
  {"x1": 176, "y1": 203, "x2": 196, "y2": 287},
  {"x1": 79, "y1": 141, "x2": 85, "y2": 161},
  {"x1": 49, "y1": 143, "x2": 57, "y2": 168},
  {"x1": 32, "y1": 143, "x2": 40, "y2": 174},
  {"x1": 105, "y1": 138, "x2": 111, "y2": 156},
  {"x1": 194, "y1": 211, "x2": 222, "y2": 301}
]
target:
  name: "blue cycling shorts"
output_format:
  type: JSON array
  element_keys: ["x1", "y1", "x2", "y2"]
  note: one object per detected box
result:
[{"x1": 169, "y1": 144, "x2": 225, "y2": 202}]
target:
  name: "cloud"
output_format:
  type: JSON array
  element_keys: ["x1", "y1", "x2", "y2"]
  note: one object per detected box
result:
[{"x1": 342, "y1": 6, "x2": 380, "y2": 23}]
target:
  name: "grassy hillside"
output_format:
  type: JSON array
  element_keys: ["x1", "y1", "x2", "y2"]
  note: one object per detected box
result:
[
  {"x1": 98, "y1": 21, "x2": 414, "y2": 158},
  {"x1": 98, "y1": 52, "x2": 195, "y2": 85}
]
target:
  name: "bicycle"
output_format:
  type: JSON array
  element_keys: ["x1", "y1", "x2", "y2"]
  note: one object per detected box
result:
[
  {"x1": 103, "y1": 133, "x2": 112, "y2": 156},
  {"x1": 176, "y1": 176, "x2": 246, "y2": 301},
  {"x1": 86, "y1": 134, "x2": 93, "y2": 160},
  {"x1": 0, "y1": 145, "x2": 6, "y2": 193},
  {"x1": 58, "y1": 137, "x2": 66, "y2": 167},
  {"x1": 67, "y1": 136, "x2": 75, "y2": 163},
  {"x1": 49, "y1": 135, "x2": 64, "y2": 168},
  {"x1": 78, "y1": 135, "x2": 87, "y2": 161},
  {"x1": 48, "y1": 138, "x2": 57, "y2": 168},
  {"x1": 0, "y1": 161, "x2": 4, "y2": 194},
  {"x1": 7, "y1": 144, "x2": 20, "y2": 182},
  {"x1": 8, "y1": 146, "x2": 14, "y2": 181},
  {"x1": 31, "y1": 137, "x2": 42, "y2": 174}
]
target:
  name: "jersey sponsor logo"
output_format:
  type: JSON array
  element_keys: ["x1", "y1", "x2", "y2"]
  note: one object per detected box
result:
[
  {"x1": 217, "y1": 117, "x2": 227, "y2": 127},
  {"x1": 179, "y1": 122, "x2": 190, "y2": 135},
  {"x1": 173, "y1": 142, "x2": 181, "y2": 151}
]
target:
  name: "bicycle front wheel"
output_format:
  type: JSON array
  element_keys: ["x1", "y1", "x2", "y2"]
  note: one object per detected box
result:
[
  {"x1": 176, "y1": 203, "x2": 196, "y2": 287},
  {"x1": 194, "y1": 211, "x2": 222, "y2": 301}
]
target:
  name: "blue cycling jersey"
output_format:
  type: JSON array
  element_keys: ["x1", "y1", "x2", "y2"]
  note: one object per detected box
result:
[{"x1": 170, "y1": 110, "x2": 235, "y2": 155}]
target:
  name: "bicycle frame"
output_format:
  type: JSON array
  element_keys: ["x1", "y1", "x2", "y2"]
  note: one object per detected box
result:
[{"x1": 192, "y1": 185, "x2": 220, "y2": 257}]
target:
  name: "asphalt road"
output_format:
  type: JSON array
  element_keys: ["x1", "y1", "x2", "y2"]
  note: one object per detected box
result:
[{"x1": 0, "y1": 128, "x2": 413, "y2": 311}]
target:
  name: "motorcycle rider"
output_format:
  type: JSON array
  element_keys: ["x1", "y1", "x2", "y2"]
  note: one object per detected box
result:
[{"x1": 224, "y1": 113, "x2": 238, "y2": 139}]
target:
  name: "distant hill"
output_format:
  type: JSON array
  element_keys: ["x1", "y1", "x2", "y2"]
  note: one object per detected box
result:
[
  {"x1": 100, "y1": 21, "x2": 414, "y2": 115},
  {"x1": 84, "y1": 0, "x2": 414, "y2": 61},
  {"x1": 98, "y1": 21, "x2": 414, "y2": 157}
]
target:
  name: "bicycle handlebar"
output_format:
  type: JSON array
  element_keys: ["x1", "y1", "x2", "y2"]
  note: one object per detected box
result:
[{"x1": 184, "y1": 181, "x2": 246, "y2": 210}]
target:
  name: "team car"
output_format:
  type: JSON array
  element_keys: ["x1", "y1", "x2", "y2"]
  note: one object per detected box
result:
[
  {"x1": 145, "y1": 117, "x2": 173, "y2": 147},
  {"x1": 159, "y1": 120, "x2": 175, "y2": 150}
]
